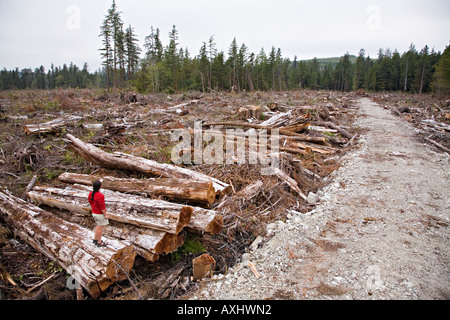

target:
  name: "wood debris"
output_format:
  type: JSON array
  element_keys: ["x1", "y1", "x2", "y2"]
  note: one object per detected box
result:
[
  {"x1": 0, "y1": 190, "x2": 136, "y2": 298},
  {"x1": 0, "y1": 89, "x2": 366, "y2": 300}
]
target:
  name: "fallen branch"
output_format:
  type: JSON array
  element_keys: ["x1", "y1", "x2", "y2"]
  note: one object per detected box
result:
[{"x1": 424, "y1": 137, "x2": 450, "y2": 154}]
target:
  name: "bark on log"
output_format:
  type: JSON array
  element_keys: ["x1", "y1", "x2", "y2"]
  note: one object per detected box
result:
[
  {"x1": 203, "y1": 121, "x2": 305, "y2": 138},
  {"x1": 311, "y1": 121, "x2": 353, "y2": 139},
  {"x1": 238, "y1": 106, "x2": 261, "y2": 120},
  {"x1": 105, "y1": 226, "x2": 186, "y2": 262},
  {"x1": 66, "y1": 134, "x2": 230, "y2": 196},
  {"x1": 260, "y1": 110, "x2": 293, "y2": 127},
  {"x1": 28, "y1": 185, "x2": 192, "y2": 235},
  {"x1": 287, "y1": 141, "x2": 337, "y2": 155},
  {"x1": 273, "y1": 168, "x2": 307, "y2": 201},
  {"x1": 27, "y1": 185, "x2": 222, "y2": 235},
  {"x1": 0, "y1": 190, "x2": 136, "y2": 298},
  {"x1": 281, "y1": 123, "x2": 311, "y2": 133},
  {"x1": 58, "y1": 172, "x2": 216, "y2": 206},
  {"x1": 24, "y1": 116, "x2": 82, "y2": 135}
]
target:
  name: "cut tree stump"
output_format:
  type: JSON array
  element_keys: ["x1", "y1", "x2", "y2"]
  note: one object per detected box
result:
[
  {"x1": 238, "y1": 106, "x2": 261, "y2": 120},
  {"x1": 0, "y1": 190, "x2": 136, "y2": 298},
  {"x1": 58, "y1": 172, "x2": 216, "y2": 206},
  {"x1": 66, "y1": 134, "x2": 230, "y2": 196}
]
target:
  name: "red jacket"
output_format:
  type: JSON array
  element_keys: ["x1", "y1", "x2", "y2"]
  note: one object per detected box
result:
[{"x1": 88, "y1": 191, "x2": 106, "y2": 215}]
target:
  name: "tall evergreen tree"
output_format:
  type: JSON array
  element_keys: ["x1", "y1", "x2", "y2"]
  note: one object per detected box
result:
[
  {"x1": 125, "y1": 25, "x2": 141, "y2": 80},
  {"x1": 434, "y1": 45, "x2": 450, "y2": 96}
]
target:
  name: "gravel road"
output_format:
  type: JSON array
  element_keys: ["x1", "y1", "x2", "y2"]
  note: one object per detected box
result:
[{"x1": 188, "y1": 97, "x2": 450, "y2": 300}]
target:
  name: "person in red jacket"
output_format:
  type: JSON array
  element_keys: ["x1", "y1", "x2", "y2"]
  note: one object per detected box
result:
[{"x1": 88, "y1": 180, "x2": 109, "y2": 247}]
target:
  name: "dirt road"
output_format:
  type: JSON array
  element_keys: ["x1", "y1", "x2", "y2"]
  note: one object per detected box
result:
[{"x1": 190, "y1": 97, "x2": 450, "y2": 300}]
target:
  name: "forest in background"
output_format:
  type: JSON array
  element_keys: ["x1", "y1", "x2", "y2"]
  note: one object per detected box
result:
[{"x1": 1, "y1": 0, "x2": 449, "y2": 96}]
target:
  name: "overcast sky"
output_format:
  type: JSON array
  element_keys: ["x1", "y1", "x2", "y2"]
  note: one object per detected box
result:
[{"x1": 0, "y1": 0, "x2": 449, "y2": 72}]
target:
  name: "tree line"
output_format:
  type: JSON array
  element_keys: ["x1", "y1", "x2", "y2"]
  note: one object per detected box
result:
[
  {"x1": 0, "y1": 63, "x2": 106, "y2": 90},
  {"x1": 1, "y1": 0, "x2": 449, "y2": 95}
]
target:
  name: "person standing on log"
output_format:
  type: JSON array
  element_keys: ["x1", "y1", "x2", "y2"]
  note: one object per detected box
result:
[{"x1": 88, "y1": 180, "x2": 109, "y2": 247}]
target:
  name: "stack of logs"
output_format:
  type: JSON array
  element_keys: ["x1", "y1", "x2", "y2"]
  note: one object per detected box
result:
[{"x1": 0, "y1": 134, "x2": 227, "y2": 298}]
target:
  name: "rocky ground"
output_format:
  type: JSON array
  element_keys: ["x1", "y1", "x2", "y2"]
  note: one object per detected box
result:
[{"x1": 187, "y1": 97, "x2": 450, "y2": 300}]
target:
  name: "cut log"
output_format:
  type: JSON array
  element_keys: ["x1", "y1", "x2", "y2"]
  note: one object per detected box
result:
[
  {"x1": 236, "y1": 180, "x2": 263, "y2": 200},
  {"x1": 0, "y1": 190, "x2": 136, "y2": 298},
  {"x1": 260, "y1": 110, "x2": 293, "y2": 127},
  {"x1": 66, "y1": 134, "x2": 230, "y2": 196},
  {"x1": 287, "y1": 141, "x2": 337, "y2": 155},
  {"x1": 27, "y1": 185, "x2": 192, "y2": 235},
  {"x1": 203, "y1": 121, "x2": 305, "y2": 138},
  {"x1": 311, "y1": 121, "x2": 353, "y2": 139},
  {"x1": 105, "y1": 226, "x2": 186, "y2": 262},
  {"x1": 192, "y1": 254, "x2": 216, "y2": 281},
  {"x1": 281, "y1": 123, "x2": 311, "y2": 133},
  {"x1": 273, "y1": 168, "x2": 307, "y2": 201},
  {"x1": 27, "y1": 184, "x2": 222, "y2": 235},
  {"x1": 58, "y1": 172, "x2": 216, "y2": 206},
  {"x1": 24, "y1": 116, "x2": 82, "y2": 135}
]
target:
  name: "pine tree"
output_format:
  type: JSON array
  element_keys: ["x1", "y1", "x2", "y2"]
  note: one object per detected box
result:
[
  {"x1": 228, "y1": 38, "x2": 239, "y2": 91},
  {"x1": 165, "y1": 25, "x2": 180, "y2": 91},
  {"x1": 198, "y1": 42, "x2": 209, "y2": 92},
  {"x1": 434, "y1": 45, "x2": 450, "y2": 96},
  {"x1": 353, "y1": 49, "x2": 366, "y2": 90},
  {"x1": 125, "y1": 25, "x2": 141, "y2": 81},
  {"x1": 207, "y1": 36, "x2": 217, "y2": 91},
  {"x1": 99, "y1": 10, "x2": 113, "y2": 91}
]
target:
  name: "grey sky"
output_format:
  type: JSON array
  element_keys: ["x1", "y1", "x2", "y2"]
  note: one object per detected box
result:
[{"x1": 0, "y1": 0, "x2": 449, "y2": 72}]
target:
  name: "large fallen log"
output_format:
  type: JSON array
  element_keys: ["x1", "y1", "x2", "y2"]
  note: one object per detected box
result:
[
  {"x1": 27, "y1": 185, "x2": 223, "y2": 235},
  {"x1": 58, "y1": 172, "x2": 216, "y2": 206},
  {"x1": 0, "y1": 190, "x2": 136, "y2": 298},
  {"x1": 105, "y1": 226, "x2": 186, "y2": 262},
  {"x1": 203, "y1": 121, "x2": 306, "y2": 138},
  {"x1": 66, "y1": 134, "x2": 230, "y2": 196},
  {"x1": 24, "y1": 116, "x2": 82, "y2": 135},
  {"x1": 27, "y1": 185, "x2": 192, "y2": 235}
]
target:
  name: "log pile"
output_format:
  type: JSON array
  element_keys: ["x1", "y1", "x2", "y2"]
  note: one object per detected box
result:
[
  {"x1": 66, "y1": 134, "x2": 230, "y2": 196},
  {"x1": 0, "y1": 90, "x2": 363, "y2": 299},
  {"x1": 0, "y1": 190, "x2": 136, "y2": 298},
  {"x1": 0, "y1": 133, "x2": 225, "y2": 298}
]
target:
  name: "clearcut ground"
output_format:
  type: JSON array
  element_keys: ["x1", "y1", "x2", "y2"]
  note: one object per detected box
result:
[{"x1": 187, "y1": 97, "x2": 450, "y2": 300}]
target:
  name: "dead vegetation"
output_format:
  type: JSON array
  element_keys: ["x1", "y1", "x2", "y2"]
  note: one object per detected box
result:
[
  {"x1": 0, "y1": 88, "x2": 445, "y2": 300},
  {"x1": 373, "y1": 92, "x2": 450, "y2": 153}
]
